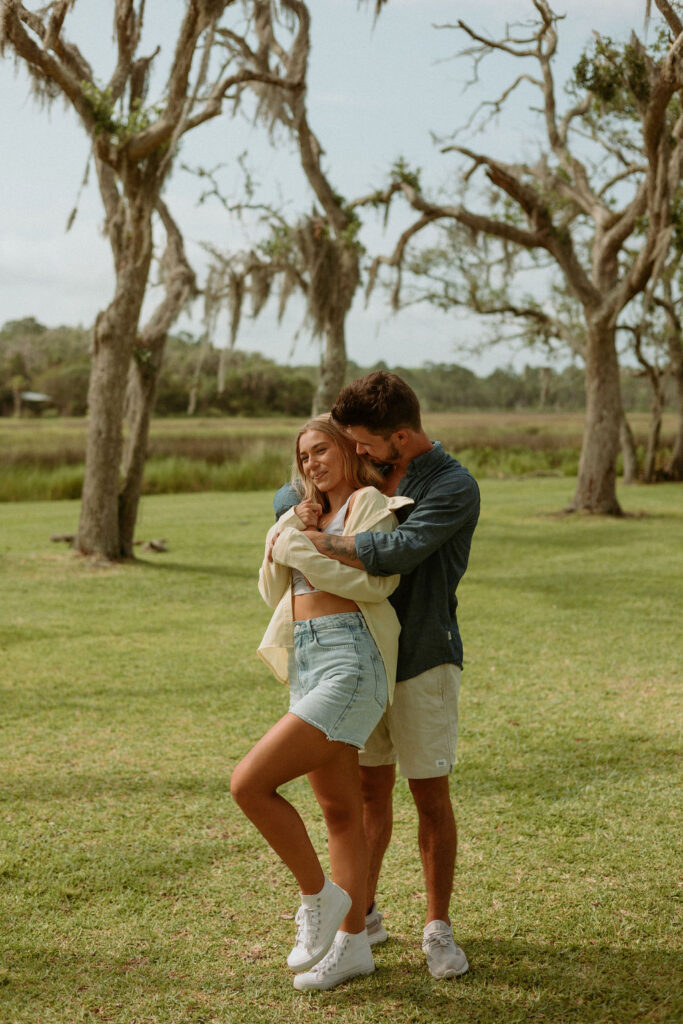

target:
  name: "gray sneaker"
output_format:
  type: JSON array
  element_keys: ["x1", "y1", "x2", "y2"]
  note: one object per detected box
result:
[
  {"x1": 365, "y1": 902, "x2": 388, "y2": 945},
  {"x1": 422, "y1": 920, "x2": 469, "y2": 979},
  {"x1": 293, "y1": 930, "x2": 375, "y2": 991}
]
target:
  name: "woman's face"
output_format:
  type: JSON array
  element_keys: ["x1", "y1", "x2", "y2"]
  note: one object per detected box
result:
[{"x1": 298, "y1": 429, "x2": 346, "y2": 492}]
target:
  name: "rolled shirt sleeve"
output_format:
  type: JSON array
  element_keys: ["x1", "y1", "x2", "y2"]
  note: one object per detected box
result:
[{"x1": 355, "y1": 473, "x2": 480, "y2": 577}]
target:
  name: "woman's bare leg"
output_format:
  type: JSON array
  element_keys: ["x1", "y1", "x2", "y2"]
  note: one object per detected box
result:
[
  {"x1": 307, "y1": 749, "x2": 368, "y2": 933},
  {"x1": 230, "y1": 712, "x2": 350, "y2": 895}
]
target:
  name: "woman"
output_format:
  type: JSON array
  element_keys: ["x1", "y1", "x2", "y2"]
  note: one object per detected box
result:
[{"x1": 230, "y1": 415, "x2": 411, "y2": 992}]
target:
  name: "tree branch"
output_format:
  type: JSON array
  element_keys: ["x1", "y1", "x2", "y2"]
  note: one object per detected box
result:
[
  {"x1": 126, "y1": 69, "x2": 302, "y2": 162},
  {"x1": 108, "y1": 0, "x2": 140, "y2": 101},
  {"x1": 137, "y1": 198, "x2": 198, "y2": 349},
  {"x1": 0, "y1": 2, "x2": 94, "y2": 121},
  {"x1": 653, "y1": 0, "x2": 683, "y2": 36}
]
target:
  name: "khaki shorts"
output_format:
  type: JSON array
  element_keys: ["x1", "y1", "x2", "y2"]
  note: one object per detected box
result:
[{"x1": 359, "y1": 663, "x2": 461, "y2": 779}]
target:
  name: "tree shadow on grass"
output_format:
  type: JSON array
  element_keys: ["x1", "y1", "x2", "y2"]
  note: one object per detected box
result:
[
  {"x1": 463, "y1": 729, "x2": 677, "y2": 806},
  {"x1": 17, "y1": 936, "x2": 672, "y2": 1023},
  {"x1": 129, "y1": 557, "x2": 256, "y2": 581},
  {"x1": 2, "y1": 929, "x2": 678, "y2": 1023},
  {"x1": 328, "y1": 936, "x2": 678, "y2": 1023},
  {"x1": 470, "y1": 566, "x2": 671, "y2": 611}
]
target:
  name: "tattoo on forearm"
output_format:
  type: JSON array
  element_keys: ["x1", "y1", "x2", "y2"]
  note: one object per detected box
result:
[{"x1": 314, "y1": 533, "x2": 358, "y2": 563}]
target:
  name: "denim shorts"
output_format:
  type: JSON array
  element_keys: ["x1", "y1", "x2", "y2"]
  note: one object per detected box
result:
[{"x1": 288, "y1": 612, "x2": 388, "y2": 749}]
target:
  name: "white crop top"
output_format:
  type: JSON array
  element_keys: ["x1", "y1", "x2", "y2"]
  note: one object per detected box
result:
[{"x1": 291, "y1": 495, "x2": 352, "y2": 597}]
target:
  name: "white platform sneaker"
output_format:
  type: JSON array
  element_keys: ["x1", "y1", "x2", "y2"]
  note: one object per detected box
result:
[
  {"x1": 287, "y1": 878, "x2": 352, "y2": 973},
  {"x1": 293, "y1": 929, "x2": 375, "y2": 991}
]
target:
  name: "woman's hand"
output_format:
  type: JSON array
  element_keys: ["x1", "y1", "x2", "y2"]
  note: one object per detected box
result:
[
  {"x1": 295, "y1": 499, "x2": 323, "y2": 529},
  {"x1": 266, "y1": 501, "x2": 322, "y2": 562}
]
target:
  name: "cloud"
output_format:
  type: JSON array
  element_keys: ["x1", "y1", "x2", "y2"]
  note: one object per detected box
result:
[
  {"x1": 433, "y1": 0, "x2": 642, "y2": 14},
  {"x1": 0, "y1": 226, "x2": 112, "y2": 327}
]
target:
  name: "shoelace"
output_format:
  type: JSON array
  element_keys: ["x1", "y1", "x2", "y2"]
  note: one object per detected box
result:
[
  {"x1": 315, "y1": 937, "x2": 348, "y2": 976},
  {"x1": 294, "y1": 903, "x2": 321, "y2": 947},
  {"x1": 424, "y1": 929, "x2": 453, "y2": 950}
]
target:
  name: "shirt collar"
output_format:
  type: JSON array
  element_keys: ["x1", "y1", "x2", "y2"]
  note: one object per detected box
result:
[{"x1": 405, "y1": 440, "x2": 445, "y2": 477}]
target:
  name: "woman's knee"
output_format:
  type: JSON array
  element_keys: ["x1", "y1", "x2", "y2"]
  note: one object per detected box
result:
[{"x1": 230, "y1": 760, "x2": 260, "y2": 810}]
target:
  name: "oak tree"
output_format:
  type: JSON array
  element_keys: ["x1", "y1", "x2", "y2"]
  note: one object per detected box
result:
[
  {"x1": 198, "y1": 0, "x2": 369, "y2": 413},
  {"x1": 366, "y1": 0, "x2": 683, "y2": 513},
  {"x1": 0, "y1": 0, "x2": 299, "y2": 557}
]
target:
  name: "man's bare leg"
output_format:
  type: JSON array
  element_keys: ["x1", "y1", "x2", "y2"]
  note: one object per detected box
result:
[
  {"x1": 408, "y1": 775, "x2": 457, "y2": 924},
  {"x1": 359, "y1": 764, "x2": 395, "y2": 911}
]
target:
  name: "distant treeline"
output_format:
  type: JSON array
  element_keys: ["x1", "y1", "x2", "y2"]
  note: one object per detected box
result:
[{"x1": 0, "y1": 317, "x2": 672, "y2": 418}]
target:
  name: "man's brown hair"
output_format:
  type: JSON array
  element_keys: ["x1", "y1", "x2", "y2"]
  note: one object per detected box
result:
[{"x1": 331, "y1": 371, "x2": 422, "y2": 436}]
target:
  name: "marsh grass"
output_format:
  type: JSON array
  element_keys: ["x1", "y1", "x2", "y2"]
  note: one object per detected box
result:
[
  {"x1": 1, "y1": 479, "x2": 681, "y2": 1023},
  {"x1": 1, "y1": 411, "x2": 677, "y2": 500},
  {"x1": 0, "y1": 418, "x2": 299, "y2": 500}
]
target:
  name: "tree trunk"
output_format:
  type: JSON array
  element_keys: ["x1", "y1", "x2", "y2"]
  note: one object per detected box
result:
[
  {"x1": 119, "y1": 199, "x2": 197, "y2": 556},
  {"x1": 77, "y1": 310, "x2": 141, "y2": 558},
  {"x1": 642, "y1": 370, "x2": 664, "y2": 483},
  {"x1": 569, "y1": 323, "x2": 623, "y2": 514},
  {"x1": 118, "y1": 344, "x2": 165, "y2": 558},
  {"x1": 218, "y1": 345, "x2": 228, "y2": 395},
  {"x1": 665, "y1": 330, "x2": 683, "y2": 480},
  {"x1": 539, "y1": 366, "x2": 551, "y2": 408},
  {"x1": 619, "y1": 409, "x2": 639, "y2": 485},
  {"x1": 77, "y1": 242, "x2": 152, "y2": 559},
  {"x1": 313, "y1": 315, "x2": 347, "y2": 414},
  {"x1": 188, "y1": 334, "x2": 210, "y2": 415}
]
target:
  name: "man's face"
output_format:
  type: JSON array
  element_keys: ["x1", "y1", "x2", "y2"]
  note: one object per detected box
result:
[{"x1": 345, "y1": 425, "x2": 401, "y2": 464}]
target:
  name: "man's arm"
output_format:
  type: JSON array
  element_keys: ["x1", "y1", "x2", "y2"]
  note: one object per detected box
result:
[
  {"x1": 272, "y1": 528, "x2": 399, "y2": 601},
  {"x1": 273, "y1": 481, "x2": 302, "y2": 520},
  {"x1": 356, "y1": 475, "x2": 480, "y2": 577},
  {"x1": 304, "y1": 529, "x2": 364, "y2": 569}
]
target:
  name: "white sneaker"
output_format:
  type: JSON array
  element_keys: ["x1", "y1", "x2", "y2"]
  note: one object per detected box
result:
[
  {"x1": 287, "y1": 879, "x2": 352, "y2": 973},
  {"x1": 422, "y1": 920, "x2": 469, "y2": 979},
  {"x1": 293, "y1": 930, "x2": 375, "y2": 991},
  {"x1": 365, "y1": 902, "x2": 388, "y2": 945}
]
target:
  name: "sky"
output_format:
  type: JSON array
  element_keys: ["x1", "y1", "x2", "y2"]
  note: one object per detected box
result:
[{"x1": 0, "y1": 0, "x2": 648, "y2": 373}]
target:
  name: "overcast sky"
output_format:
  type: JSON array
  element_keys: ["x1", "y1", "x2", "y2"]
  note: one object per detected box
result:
[{"x1": 0, "y1": 0, "x2": 647, "y2": 371}]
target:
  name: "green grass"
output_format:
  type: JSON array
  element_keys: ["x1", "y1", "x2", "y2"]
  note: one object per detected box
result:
[{"x1": 0, "y1": 480, "x2": 681, "y2": 1023}]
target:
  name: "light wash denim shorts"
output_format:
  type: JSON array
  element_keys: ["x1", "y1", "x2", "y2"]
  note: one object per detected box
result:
[{"x1": 288, "y1": 612, "x2": 388, "y2": 749}]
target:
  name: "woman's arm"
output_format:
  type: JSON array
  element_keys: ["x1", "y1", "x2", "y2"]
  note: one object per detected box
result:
[{"x1": 257, "y1": 505, "x2": 309, "y2": 608}]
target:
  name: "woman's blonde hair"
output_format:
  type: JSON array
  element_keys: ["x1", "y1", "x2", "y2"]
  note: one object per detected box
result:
[{"x1": 292, "y1": 414, "x2": 384, "y2": 512}]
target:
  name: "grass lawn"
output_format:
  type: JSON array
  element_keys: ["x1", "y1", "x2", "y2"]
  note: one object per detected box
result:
[{"x1": 0, "y1": 479, "x2": 681, "y2": 1023}]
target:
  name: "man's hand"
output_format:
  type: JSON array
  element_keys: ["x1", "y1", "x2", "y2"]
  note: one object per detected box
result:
[{"x1": 266, "y1": 531, "x2": 281, "y2": 562}]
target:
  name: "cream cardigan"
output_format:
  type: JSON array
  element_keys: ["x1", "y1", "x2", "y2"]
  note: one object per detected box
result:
[{"x1": 257, "y1": 486, "x2": 413, "y2": 703}]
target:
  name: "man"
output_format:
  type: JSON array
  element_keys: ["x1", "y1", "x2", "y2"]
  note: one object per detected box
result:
[{"x1": 273, "y1": 371, "x2": 480, "y2": 986}]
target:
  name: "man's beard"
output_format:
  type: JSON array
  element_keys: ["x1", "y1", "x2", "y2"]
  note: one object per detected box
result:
[{"x1": 370, "y1": 442, "x2": 401, "y2": 467}]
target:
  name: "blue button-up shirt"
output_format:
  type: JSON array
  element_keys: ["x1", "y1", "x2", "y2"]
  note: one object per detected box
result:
[{"x1": 273, "y1": 442, "x2": 480, "y2": 683}]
